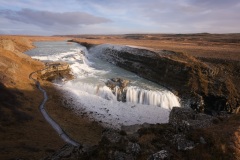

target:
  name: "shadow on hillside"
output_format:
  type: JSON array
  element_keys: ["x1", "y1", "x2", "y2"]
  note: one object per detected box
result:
[
  {"x1": 0, "y1": 81, "x2": 239, "y2": 159},
  {"x1": 0, "y1": 81, "x2": 68, "y2": 160},
  {"x1": 0, "y1": 80, "x2": 104, "y2": 159},
  {"x1": 0, "y1": 82, "x2": 34, "y2": 125}
]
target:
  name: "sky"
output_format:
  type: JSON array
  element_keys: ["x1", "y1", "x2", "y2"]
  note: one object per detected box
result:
[{"x1": 0, "y1": 0, "x2": 240, "y2": 35}]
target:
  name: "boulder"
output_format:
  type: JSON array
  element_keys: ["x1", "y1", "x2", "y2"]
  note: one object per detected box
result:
[
  {"x1": 169, "y1": 107, "x2": 216, "y2": 132},
  {"x1": 126, "y1": 142, "x2": 141, "y2": 155},
  {"x1": 113, "y1": 151, "x2": 135, "y2": 160},
  {"x1": 105, "y1": 78, "x2": 129, "y2": 101},
  {"x1": 172, "y1": 134, "x2": 195, "y2": 151},
  {"x1": 148, "y1": 150, "x2": 170, "y2": 160}
]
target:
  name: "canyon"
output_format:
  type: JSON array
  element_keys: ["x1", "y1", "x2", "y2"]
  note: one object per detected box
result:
[
  {"x1": 0, "y1": 34, "x2": 240, "y2": 159},
  {"x1": 74, "y1": 41, "x2": 240, "y2": 114}
]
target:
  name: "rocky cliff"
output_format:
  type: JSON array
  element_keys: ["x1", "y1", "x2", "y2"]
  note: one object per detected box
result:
[
  {"x1": 80, "y1": 43, "x2": 240, "y2": 114},
  {"x1": 37, "y1": 62, "x2": 73, "y2": 81}
]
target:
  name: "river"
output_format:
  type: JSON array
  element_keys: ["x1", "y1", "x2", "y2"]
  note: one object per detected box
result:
[{"x1": 25, "y1": 41, "x2": 181, "y2": 129}]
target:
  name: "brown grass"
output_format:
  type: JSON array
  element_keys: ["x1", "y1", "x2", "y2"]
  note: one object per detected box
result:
[
  {"x1": 1, "y1": 34, "x2": 239, "y2": 159},
  {"x1": 184, "y1": 113, "x2": 240, "y2": 160},
  {"x1": 0, "y1": 35, "x2": 103, "y2": 159},
  {"x1": 71, "y1": 33, "x2": 240, "y2": 61},
  {"x1": 43, "y1": 81, "x2": 103, "y2": 146}
]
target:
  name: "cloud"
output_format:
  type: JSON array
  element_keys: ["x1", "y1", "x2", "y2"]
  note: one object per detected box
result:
[
  {"x1": 0, "y1": 0, "x2": 240, "y2": 35},
  {"x1": 0, "y1": 8, "x2": 111, "y2": 27}
]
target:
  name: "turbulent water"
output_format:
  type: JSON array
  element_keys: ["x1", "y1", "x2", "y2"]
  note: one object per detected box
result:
[{"x1": 26, "y1": 41, "x2": 181, "y2": 129}]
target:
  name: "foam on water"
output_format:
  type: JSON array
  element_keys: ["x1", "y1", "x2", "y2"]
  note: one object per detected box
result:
[
  {"x1": 26, "y1": 41, "x2": 181, "y2": 129},
  {"x1": 126, "y1": 86, "x2": 180, "y2": 110},
  {"x1": 57, "y1": 82, "x2": 170, "y2": 129}
]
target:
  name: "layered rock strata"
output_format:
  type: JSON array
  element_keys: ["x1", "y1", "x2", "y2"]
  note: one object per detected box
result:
[
  {"x1": 37, "y1": 62, "x2": 73, "y2": 82},
  {"x1": 79, "y1": 42, "x2": 240, "y2": 114}
]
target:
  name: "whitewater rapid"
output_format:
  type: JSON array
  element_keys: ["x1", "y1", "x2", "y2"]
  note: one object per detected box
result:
[{"x1": 26, "y1": 41, "x2": 181, "y2": 129}]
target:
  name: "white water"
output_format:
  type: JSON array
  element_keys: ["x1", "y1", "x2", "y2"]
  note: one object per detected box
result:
[
  {"x1": 26, "y1": 41, "x2": 181, "y2": 129},
  {"x1": 126, "y1": 86, "x2": 180, "y2": 110}
]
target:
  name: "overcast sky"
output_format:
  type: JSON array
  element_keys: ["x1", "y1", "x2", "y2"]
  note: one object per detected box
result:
[{"x1": 0, "y1": 0, "x2": 240, "y2": 35}]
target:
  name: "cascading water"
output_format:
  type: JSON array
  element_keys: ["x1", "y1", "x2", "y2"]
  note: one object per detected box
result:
[
  {"x1": 70, "y1": 82, "x2": 117, "y2": 101},
  {"x1": 25, "y1": 41, "x2": 181, "y2": 129},
  {"x1": 126, "y1": 86, "x2": 180, "y2": 110}
]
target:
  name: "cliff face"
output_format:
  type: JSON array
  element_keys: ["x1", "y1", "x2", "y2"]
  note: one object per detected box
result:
[{"x1": 86, "y1": 44, "x2": 240, "y2": 114}]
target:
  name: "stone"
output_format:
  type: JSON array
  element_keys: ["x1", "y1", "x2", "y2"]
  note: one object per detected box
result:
[
  {"x1": 200, "y1": 136, "x2": 207, "y2": 144},
  {"x1": 102, "y1": 129, "x2": 122, "y2": 143},
  {"x1": 105, "y1": 78, "x2": 129, "y2": 101},
  {"x1": 169, "y1": 107, "x2": 216, "y2": 132},
  {"x1": 148, "y1": 150, "x2": 169, "y2": 160},
  {"x1": 90, "y1": 44, "x2": 240, "y2": 113},
  {"x1": 121, "y1": 123, "x2": 150, "y2": 134},
  {"x1": 126, "y1": 142, "x2": 141, "y2": 155},
  {"x1": 113, "y1": 151, "x2": 134, "y2": 160},
  {"x1": 39, "y1": 62, "x2": 73, "y2": 82},
  {"x1": 172, "y1": 134, "x2": 195, "y2": 151}
]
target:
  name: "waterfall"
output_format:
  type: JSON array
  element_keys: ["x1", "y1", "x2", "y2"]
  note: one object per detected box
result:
[
  {"x1": 114, "y1": 86, "x2": 120, "y2": 97},
  {"x1": 68, "y1": 82, "x2": 117, "y2": 101},
  {"x1": 126, "y1": 86, "x2": 180, "y2": 109},
  {"x1": 26, "y1": 41, "x2": 183, "y2": 127},
  {"x1": 66, "y1": 82, "x2": 180, "y2": 110}
]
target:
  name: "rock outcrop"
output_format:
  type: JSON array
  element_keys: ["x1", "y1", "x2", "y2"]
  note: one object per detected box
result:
[
  {"x1": 105, "y1": 78, "x2": 129, "y2": 101},
  {"x1": 46, "y1": 107, "x2": 227, "y2": 159},
  {"x1": 67, "y1": 40, "x2": 96, "y2": 49},
  {"x1": 37, "y1": 62, "x2": 73, "y2": 82},
  {"x1": 169, "y1": 107, "x2": 218, "y2": 131},
  {"x1": 79, "y1": 43, "x2": 240, "y2": 114}
]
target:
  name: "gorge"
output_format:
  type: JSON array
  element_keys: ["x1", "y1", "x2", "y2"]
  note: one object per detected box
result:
[
  {"x1": 1, "y1": 35, "x2": 239, "y2": 159},
  {"x1": 25, "y1": 41, "x2": 181, "y2": 129},
  {"x1": 76, "y1": 41, "x2": 240, "y2": 114}
]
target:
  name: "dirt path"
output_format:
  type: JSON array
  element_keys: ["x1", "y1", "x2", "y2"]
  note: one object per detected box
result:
[{"x1": 29, "y1": 70, "x2": 80, "y2": 146}]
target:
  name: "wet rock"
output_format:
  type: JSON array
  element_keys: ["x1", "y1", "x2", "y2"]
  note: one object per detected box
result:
[
  {"x1": 148, "y1": 150, "x2": 169, "y2": 160},
  {"x1": 106, "y1": 78, "x2": 129, "y2": 101},
  {"x1": 189, "y1": 93, "x2": 205, "y2": 112}
]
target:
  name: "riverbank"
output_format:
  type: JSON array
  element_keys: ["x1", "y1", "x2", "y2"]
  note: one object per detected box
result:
[
  {"x1": 67, "y1": 37, "x2": 240, "y2": 159},
  {"x1": 72, "y1": 40, "x2": 240, "y2": 114},
  {"x1": 0, "y1": 36, "x2": 103, "y2": 159},
  {"x1": 68, "y1": 33, "x2": 240, "y2": 61},
  {"x1": 1, "y1": 35, "x2": 239, "y2": 159}
]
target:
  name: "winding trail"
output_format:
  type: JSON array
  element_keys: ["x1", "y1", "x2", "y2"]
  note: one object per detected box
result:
[{"x1": 29, "y1": 69, "x2": 80, "y2": 146}]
